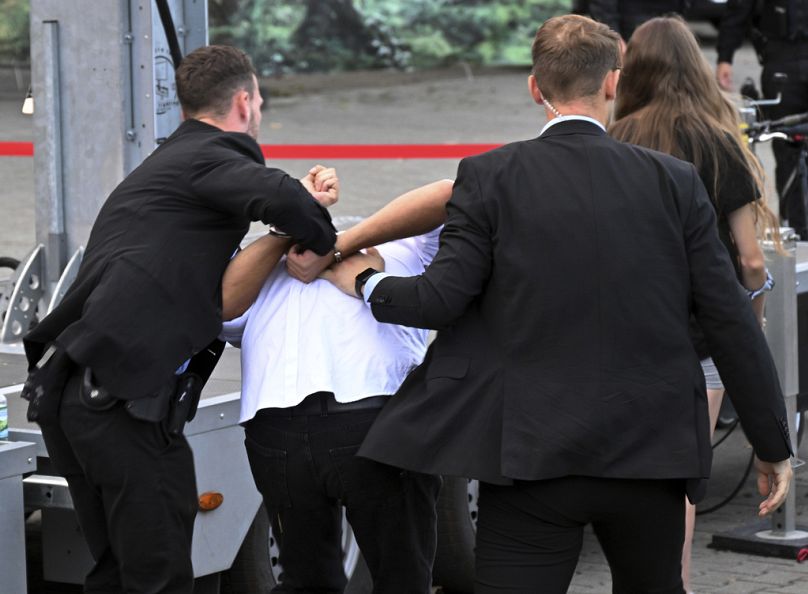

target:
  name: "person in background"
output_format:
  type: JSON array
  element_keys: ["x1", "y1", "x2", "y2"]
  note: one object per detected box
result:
[
  {"x1": 588, "y1": 0, "x2": 687, "y2": 40},
  {"x1": 717, "y1": 0, "x2": 808, "y2": 239},
  {"x1": 609, "y1": 15, "x2": 782, "y2": 593},
  {"x1": 571, "y1": 0, "x2": 591, "y2": 15},
  {"x1": 220, "y1": 180, "x2": 452, "y2": 593}
]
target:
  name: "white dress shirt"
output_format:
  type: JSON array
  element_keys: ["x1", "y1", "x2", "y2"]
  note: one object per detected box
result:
[
  {"x1": 221, "y1": 228, "x2": 441, "y2": 423},
  {"x1": 539, "y1": 114, "x2": 606, "y2": 135}
]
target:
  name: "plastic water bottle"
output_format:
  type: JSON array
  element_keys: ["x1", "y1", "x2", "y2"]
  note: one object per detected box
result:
[{"x1": 0, "y1": 392, "x2": 7, "y2": 440}]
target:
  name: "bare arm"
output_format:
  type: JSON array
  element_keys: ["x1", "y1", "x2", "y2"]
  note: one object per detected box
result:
[
  {"x1": 321, "y1": 160, "x2": 492, "y2": 330},
  {"x1": 726, "y1": 204, "x2": 767, "y2": 323},
  {"x1": 221, "y1": 234, "x2": 291, "y2": 321},
  {"x1": 287, "y1": 179, "x2": 454, "y2": 282}
]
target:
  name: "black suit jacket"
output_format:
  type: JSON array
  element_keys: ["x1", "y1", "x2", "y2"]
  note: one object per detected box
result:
[
  {"x1": 359, "y1": 120, "x2": 791, "y2": 497},
  {"x1": 24, "y1": 119, "x2": 335, "y2": 401}
]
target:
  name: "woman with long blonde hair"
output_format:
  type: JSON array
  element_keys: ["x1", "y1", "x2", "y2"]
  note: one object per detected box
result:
[{"x1": 610, "y1": 15, "x2": 780, "y2": 594}]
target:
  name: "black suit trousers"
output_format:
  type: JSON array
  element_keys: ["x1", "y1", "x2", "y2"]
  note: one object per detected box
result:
[
  {"x1": 475, "y1": 477, "x2": 686, "y2": 594},
  {"x1": 40, "y1": 369, "x2": 198, "y2": 594}
]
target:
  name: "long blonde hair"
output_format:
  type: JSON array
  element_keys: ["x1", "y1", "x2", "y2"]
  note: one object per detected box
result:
[{"x1": 609, "y1": 16, "x2": 780, "y2": 246}]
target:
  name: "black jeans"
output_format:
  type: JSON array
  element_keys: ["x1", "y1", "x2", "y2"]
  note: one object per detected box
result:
[
  {"x1": 475, "y1": 476, "x2": 686, "y2": 594},
  {"x1": 243, "y1": 395, "x2": 441, "y2": 594},
  {"x1": 39, "y1": 368, "x2": 198, "y2": 594}
]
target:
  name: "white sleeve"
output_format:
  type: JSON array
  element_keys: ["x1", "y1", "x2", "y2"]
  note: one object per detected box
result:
[
  {"x1": 416, "y1": 225, "x2": 443, "y2": 266},
  {"x1": 219, "y1": 307, "x2": 250, "y2": 347}
]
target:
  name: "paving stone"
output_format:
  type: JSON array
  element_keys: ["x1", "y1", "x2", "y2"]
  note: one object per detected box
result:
[
  {"x1": 751, "y1": 585, "x2": 808, "y2": 594},
  {"x1": 745, "y1": 571, "x2": 808, "y2": 586},
  {"x1": 710, "y1": 580, "x2": 789, "y2": 593}
]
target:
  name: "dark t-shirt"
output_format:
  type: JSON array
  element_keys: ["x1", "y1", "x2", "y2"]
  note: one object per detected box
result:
[{"x1": 682, "y1": 133, "x2": 758, "y2": 358}]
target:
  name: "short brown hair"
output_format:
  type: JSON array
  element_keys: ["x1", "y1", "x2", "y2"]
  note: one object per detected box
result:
[
  {"x1": 176, "y1": 45, "x2": 257, "y2": 118},
  {"x1": 531, "y1": 15, "x2": 621, "y2": 103}
]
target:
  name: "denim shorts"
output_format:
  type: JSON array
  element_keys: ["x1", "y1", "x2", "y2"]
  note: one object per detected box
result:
[{"x1": 700, "y1": 357, "x2": 724, "y2": 390}]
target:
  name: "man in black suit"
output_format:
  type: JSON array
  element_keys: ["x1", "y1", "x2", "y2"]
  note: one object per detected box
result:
[
  {"x1": 22, "y1": 45, "x2": 336, "y2": 593},
  {"x1": 321, "y1": 15, "x2": 793, "y2": 593}
]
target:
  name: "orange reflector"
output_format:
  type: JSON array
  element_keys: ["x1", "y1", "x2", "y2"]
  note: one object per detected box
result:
[{"x1": 198, "y1": 492, "x2": 224, "y2": 511}]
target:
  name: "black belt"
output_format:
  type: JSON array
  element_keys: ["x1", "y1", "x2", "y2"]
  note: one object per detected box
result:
[{"x1": 264, "y1": 392, "x2": 388, "y2": 417}]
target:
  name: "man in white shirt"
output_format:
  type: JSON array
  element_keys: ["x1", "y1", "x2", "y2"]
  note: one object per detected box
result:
[{"x1": 220, "y1": 179, "x2": 452, "y2": 593}]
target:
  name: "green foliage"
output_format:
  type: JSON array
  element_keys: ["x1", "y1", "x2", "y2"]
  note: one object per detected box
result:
[
  {"x1": 0, "y1": 0, "x2": 573, "y2": 72},
  {"x1": 373, "y1": 0, "x2": 572, "y2": 68},
  {"x1": 0, "y1": 0, "x2": 30, "y2": 62},
  {"x1": 209, "y1": 0, "x2": 305, "y2": 75},
  {"x1": 212, "y1": 0, "x2": 573, "y2": 74}
]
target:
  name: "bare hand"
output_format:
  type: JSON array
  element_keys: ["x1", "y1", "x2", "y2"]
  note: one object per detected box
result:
[
  {"x1": 716, "y1": 62, "x2": 733, "y2": 92},
  {"x1": 287, "y1": 246, "x2": 334, "y2": 283},
  {"x1": 755, "y1": 457, "x2": 793, "y2": 517},
  {"x1": 300, "y1": 164, "x2": 339, "y2": 207},
  {"x1": 319, "y1": 247, "x2": 385, "y2": 298}
]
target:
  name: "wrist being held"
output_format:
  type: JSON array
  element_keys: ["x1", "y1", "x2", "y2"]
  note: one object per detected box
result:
[
  {"x1": 319, "y1": 247, "x2": 385, "y2": 299},
  {"x1": 286, "y1": 245, "x2": 335, "y2": 283}
]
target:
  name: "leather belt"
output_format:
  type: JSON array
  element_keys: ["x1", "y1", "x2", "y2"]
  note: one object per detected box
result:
[{"x1": 264, "y1": 392, "x2": 388, "y2": 417}]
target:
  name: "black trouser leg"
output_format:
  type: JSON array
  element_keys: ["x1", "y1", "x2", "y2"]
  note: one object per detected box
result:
[
  {"x1": 474, "y1": 477, "x2": 686, "y2": 594},
  {"x1": 243, "y1": 406, "x2": 441, "y2": 594},
  {"x1": 475, "y1": 480, "x2": 583, "y2": 593},
  {"x1": 41, "y1": 411, "x2": 123, "y2": 592},
  {"x1": 244, "y1": 415, "x2": 347, "y2": 594},
  {"x1": 41, "y1": 370, "x2": 198, "y2": 594},
  {"x1": 762, "y1": 59, "x2": 808, "y2": 239},
  {"x1": 337, "y1": 453, "x2": 441, "y2": 594},
  {"x1": 592, "y1": 480, "x2": 686, "y2": 594}
]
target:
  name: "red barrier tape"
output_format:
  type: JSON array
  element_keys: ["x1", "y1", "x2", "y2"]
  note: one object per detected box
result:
[
  {"x1": 0, "y1": 142, "x2": 34, "y2": 157},
  {"x1": 0, "y1": 141, "x2": 501, "y2": 160},
  {"x1": 260, "y1": 143, "x2": 502, "y2": 159},
  {"x1": 798, "y1": 547, "x2": 808, "y2": 563}
]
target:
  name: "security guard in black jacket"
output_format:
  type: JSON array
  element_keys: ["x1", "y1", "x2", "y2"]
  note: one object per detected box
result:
[
  {"x1": 588, "y1": 0, "x2": 688, "y2": 39},
  {"x1": 718, "y1": 0, "x2": 808, "y2": 238}
]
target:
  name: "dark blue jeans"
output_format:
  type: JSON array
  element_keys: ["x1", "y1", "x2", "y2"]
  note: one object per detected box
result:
[{"x1": 243, "y1": 395, "x2": 441, "y2": 594}]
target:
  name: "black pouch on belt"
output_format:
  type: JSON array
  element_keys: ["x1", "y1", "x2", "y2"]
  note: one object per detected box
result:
[
  {"x1": 125, "y1": 379, "x2": 175, "y2": 422},
  {"x1": 79, "y1": 367, "x2": 118, "y2": 411},
  {"x1": 166, "y1": 338, "x2": 226, "y2": 435},
  {"x1": 167, "y1": 373, "x2": 203, "y2": 435}
]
